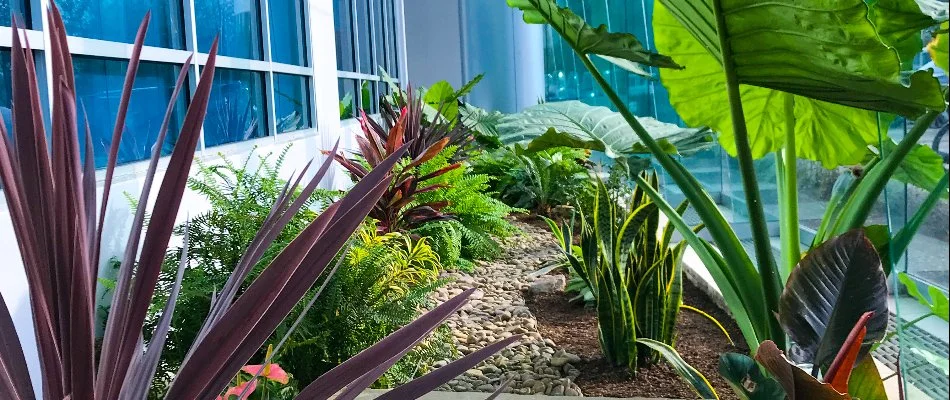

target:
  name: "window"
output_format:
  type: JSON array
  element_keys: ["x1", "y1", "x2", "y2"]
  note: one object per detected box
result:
[
  {"x1": 73, "y1": 57, "x2": 187, "y2": 167},
  {"x1": 0, "y1": 0, "x2": 29, "y2": 28},
  {"x1": 204, "y1": 68, "x2": 267, "y2": 148},
  {"x1": 1, "y1": 49, "x2": 12, "y2": 130},
  {"x1": 274, "y1": 73, "x2": 311, "y2": 133},
  {"x1": 334, "y1": 0, "x2": 401, "y2": 117},
  {"x1": 195, "y1": 0, "x2": 263, "y2": 60},
  {"x1": 268, "y1": 0, "x2": 308, "y2": 66},
  {"x1": 58, "y1": 0, "x2": 185, "y2": 49}
]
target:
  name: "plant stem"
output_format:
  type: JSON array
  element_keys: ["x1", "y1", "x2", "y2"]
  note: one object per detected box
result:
[
  {"x1": 778, "y1": 93, "x2": 800, "y2": 282},
  {"x1": 711, "y1": 0, "x2": 784, "y2": 343}
]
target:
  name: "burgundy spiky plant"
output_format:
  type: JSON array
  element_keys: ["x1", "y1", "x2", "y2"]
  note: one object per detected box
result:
[{"x1": 0, "y1": 4, "x2": 516, "y2": 399}]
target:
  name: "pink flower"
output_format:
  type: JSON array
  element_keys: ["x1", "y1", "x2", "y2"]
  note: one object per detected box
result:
[
  {"x1": 241, "y1": 363, "x2": 290, "y2": 384},
  {"x1": 217, "y1": 379, "x2": 257, "y2": 400}
]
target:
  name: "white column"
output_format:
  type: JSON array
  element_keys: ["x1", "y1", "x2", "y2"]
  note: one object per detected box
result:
[{"x1": 308, "y1": 0, "x2": 345, "y2": 189}]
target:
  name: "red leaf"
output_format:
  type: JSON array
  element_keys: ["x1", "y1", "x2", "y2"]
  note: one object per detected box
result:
[{"x1": 825, "y1": 312, "x2": 874, "y2": 393}]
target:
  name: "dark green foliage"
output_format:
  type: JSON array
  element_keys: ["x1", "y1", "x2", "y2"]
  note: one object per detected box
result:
[
  {"x1": 470, "y1": 145, "x2": 593, "y2": 215},
  {"x1": 412, "y1": 221, "x2": 467, "y2": 271},
  {"x1": 546, "y1": 172, "x2": 690, "y2": 370},
  {"x1": 146, "y1": 148, "x2": 452, "y2": 395},
  {"x1": 414, "y1": 146, "x2": 521, "y2": 265}
]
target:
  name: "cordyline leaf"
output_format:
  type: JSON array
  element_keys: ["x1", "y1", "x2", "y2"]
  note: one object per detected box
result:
[
  {"x1": 298, "y1": 288, "x2": 478, "y2": 398},
  {"x1": 654, "y1": 0, "x2": 946, "y2": 168},
  {"x1": 507, "y1": 0, "x2": 682, "y2": 76},
  {"x1": 718, "y1": 352, "x2": 785, "y2": 400},
  {"x1": 375, "y1": 336, "x2": 521, "y2": 399},
  {"x1": 496, "y1": 101, "x2": 714, "y2": 158},
  {"x1": 0, "y1": 293, "x2": 33, "y2": 399},
  {"x1": 867, "y1": 0, "x2": 941, "y2": 69},
  {"x1": 928, "y1": 22, "x2": 949, "y2": 71},
  {"x1": 754, "y1": 341, "x2": 849, "y2": 400},
  {"x1": 777, "y1": 230, "x2": 888, "y2": 371}
]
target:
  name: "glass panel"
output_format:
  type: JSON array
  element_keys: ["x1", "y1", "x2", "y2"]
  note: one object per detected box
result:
[
  {"x1": 195, "y1": 0, "x2": 263, "y2": 60},
  {"x1": 268, "y1": 0, "x2": 308, "y2": 66},
  {"x1": 58, "y1": 0, "x2": 185, "y2": 49},
  {"x1": 338, "y1": 78, "x2": 357, "y2": 119},
  {"x1": 1, "y1": 49, "x2": 12, "y2": 131},
  {"x1": 274, "y1": 73, "x2": 311, "y2": 134},
  {"x1": 334, "y1": 0, "x2": 355, "y2": 72},
  {"x1": 204, "y1": 68, "x2": 267, "y2": 147},
  {"x1": 387, "y1": 0, "x2": 399, "y2": 77},
  {"x1": 372, "y1": 0, "x2": 386, "y2": 75},
  {"x1": 73, "y1": 57, "x2": 187, "y2": 168},
  {"x1": 0, "y1": 0, "x2": 29, "y2": 28},
  {"x1": 354, "y1": 0, "x2": 372, "y2": 74}
]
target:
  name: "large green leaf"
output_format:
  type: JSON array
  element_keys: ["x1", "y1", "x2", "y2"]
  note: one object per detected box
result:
[
  {"x1": 867, "y1": 0, "x2": 941, "y2": 69},
  {"x1": 654, "y1": 0, "x2": 946, "y2": 168},
  {"x1": 496, "y1": 101, "x2": 714, "y2": 157},
  {"x1": 898, "y1": 272, "x2": 950, "y2": 321},
  {"x1": 928, "y1": 22, "x2": 949, "y2": 72},
  {"x1": 507, "y1": 0, "x2": 682, "y2": 76},
  {"x1": 718, "y1": 353, "x2": 785, "y2": 400},
  {"x1": 848, "y1": 357, "x2": 887, "y2": 400},
  {"x1": 877, "y1": 139, "x2": 948, "y2": 194},
  {"x1": 656, "y1": 0, "x2": 944, "y2": 117},
  {"x1": 777, "y1": 229, "x2": 888, "y2": 370}
]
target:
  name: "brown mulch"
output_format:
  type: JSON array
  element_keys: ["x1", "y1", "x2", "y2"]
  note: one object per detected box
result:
[{"x1": 524, "y1": 277, "x2": 748, "y2": 399}]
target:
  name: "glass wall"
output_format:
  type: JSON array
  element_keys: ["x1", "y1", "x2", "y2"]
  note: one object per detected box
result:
[
  {"x1": 0, "y1": 0, "x2": 330, "y2": 168},
  {"x1": 334, "y1": 0, "x2": 401, "y2": 118}
]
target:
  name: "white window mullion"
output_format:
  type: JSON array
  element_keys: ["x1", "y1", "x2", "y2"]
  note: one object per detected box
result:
[
  {"x1": 260, "y1": 0, "x2": 278, "y2": 139},
  {"x1": 182, "y1": 0, "x2": 205, "y2": 152}
]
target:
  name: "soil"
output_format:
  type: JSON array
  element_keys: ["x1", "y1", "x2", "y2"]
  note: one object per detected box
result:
[{"x1": 524, "y1": 277, "x2": 748, "y2": 399}]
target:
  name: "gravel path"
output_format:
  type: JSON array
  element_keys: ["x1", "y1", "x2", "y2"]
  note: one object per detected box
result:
[{"x1": 432, "y1": 220, "x2": 585, "y2": 396}]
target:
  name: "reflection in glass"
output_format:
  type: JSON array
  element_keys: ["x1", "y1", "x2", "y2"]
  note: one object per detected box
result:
[
  {"x1": 268, "y1": 0, "x2": 308, "y2": 66},
  {"x1": 205, "y1": 68, "x2": 267, "y2": 147},
  {"x1": 0, "y1": 0, "x2": 29, "y2": 28},
  {"x1": 274, "y1": 73, "x2": 311, "y2": 133},
  {"x1": 58, "y1": 0, "x2": 185, "y2": 49},
  {"x1": 195, "y1": 0, "x2": 263, "y2": 60},
  {"x1": 73, "y1": 57, "x2": 187, "y2": 167},
  {"x1": 386, "y1": 0, "x2": 399, "y2": 76},
  {"x1": 372, "y1": 0, "x2": 387, "y2": 75},
  {"x1": 1, "y1": 50, "x2": 12, "y2": 132},
  {"x1": 354, "y1": 0, "x2": 372, "y2": 74},
  {"x1": 338, "y1": 78, "x2": 357, "y2": 119},
  {"x1": 334, "y1": 0, "x2": 355, "y2": 71}
]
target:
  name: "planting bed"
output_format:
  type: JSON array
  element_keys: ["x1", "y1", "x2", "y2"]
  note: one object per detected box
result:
[{"x1": 431, "y1": 217, "x2": 747, "y2": 398}]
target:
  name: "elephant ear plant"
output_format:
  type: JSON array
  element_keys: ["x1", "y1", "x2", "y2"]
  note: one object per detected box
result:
[
  {"x1": 544, "y1": 172, "x2": 700, "y2": 370},
  {"x1": 508, "y1": 0, "x2": 948, "y2": 354},
  {"x1": 0, "y1": 5, "x2": 515, "y2": 399}
]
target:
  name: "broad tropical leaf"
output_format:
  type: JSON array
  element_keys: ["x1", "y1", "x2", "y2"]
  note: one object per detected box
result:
[
  {"x1": 847, "y1": 357, "x2": 887, "y2": 400},
  {"x1": 777, "y1": 230, "x2": 888, "y2": 370},
  {"x1": 899, "y1": 272, "x2": 950, "y2": 321},
  {"x1": 867, "y1": 0, "x2": 941, "y2": 69},
  {"x1": 654, "y1": 0, "x2": 946, "y2": 168},
  {"x1": 637, "y1": 338, "x2": 719, "y2": 399},
  {"x1": 718, "y1": 353, "x2": 785, "y2": 400},
  {"x1": 876, "y1": 139, "x2": 948, "y2": 195},
  {"x1": 754, "y1": 341, "x2": 849, "y2": 400},
  {"x1": 928, "y1": 21, "x2": 949, "y2": 72},
  {"x1": 507, "y1": 0, "x2": 681, "y2": 77},
  {"x1": 496, "y1": 101, "x2": 713, "y2": 157}
]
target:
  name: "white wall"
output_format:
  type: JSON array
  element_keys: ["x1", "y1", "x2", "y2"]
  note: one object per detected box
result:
[{"x1": 403, "y1": 0, "x2": 545, "y2": 113}]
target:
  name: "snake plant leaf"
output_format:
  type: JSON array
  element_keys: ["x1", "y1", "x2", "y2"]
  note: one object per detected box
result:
[
  {"x1": 507, "y1": 0, "x2": 682, "y2": 75},
  {"x1": 778, "y1": 229, "x2": 888, "y2": 370},
  {"x1": 654, "y1": 3, "x2": 899, "y2": 168},
  {"x1": 497, "y1": 101, "x2": 714, "y2": 158},
  {"x1": 754, "y1": 341, "x2": 849, "y2": 400},
  {"x1": 718, "y1": 352, "x2": 785, "y2": 400},
  {"x1": 637, "y1": 338, "x2": 719, "y2": 400},
  {"x1": 867, "y1": 0, "x2": 941, "y2": 69},
  {"x1": 928, "y1": 22, "x2": 949, "y2": 72},
  {"x1": 656, "y1": 0, "x2": 944, "y2": 118}
]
